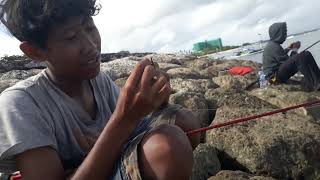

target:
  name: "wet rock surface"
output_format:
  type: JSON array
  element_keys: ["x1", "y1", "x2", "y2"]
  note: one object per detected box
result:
[
  {"x1": 191, "y1": 144, "x2": 221, "y2": 180},
  {"x1": 208, "y1": 170, "x2": 277, "y2": 180}
]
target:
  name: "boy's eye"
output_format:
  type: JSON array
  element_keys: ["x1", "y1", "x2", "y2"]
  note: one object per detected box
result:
[{"x1": 65, "y1": 34, "x2": 77, "y2": 41}]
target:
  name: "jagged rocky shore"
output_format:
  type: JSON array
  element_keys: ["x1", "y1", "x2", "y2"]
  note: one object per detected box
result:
[{"x1": 0, "y1": 53, "x2": 319, "y2": 179}]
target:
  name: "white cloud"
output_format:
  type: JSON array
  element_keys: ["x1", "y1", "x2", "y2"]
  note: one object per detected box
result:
[
  {"x1": 0, "y1": 31, "x2": 23, "y2": 56},
  {"x1": 0, "y1": 0, "x2": 319, "y2": 56},
  {"x1": 151, "y1": 29, "x2": 175, "y2": 46}
]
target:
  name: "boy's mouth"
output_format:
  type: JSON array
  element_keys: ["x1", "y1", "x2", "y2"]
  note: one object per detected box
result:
[
  {"x1": 83, "y1": 54, "x2": 101, "y2": 67},
  {"x1": 88, "y1": 55, "x2": 99, "y2": 64}
]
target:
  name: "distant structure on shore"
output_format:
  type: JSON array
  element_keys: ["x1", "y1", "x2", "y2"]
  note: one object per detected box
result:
[
  {"x1": 193, "y1": 38, "x2": 223, "y2": 52},
  {"x1": 192, "y1": 38, "x2": 239, "y2": 56}
]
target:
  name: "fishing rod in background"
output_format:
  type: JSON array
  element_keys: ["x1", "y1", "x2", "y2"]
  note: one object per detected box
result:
[
  {"x1": 244, "y1": 39, "x2": 320, "y2": 90},
  {"x1": 301, "y1": 40, "x2": 320, "y2": 52}
]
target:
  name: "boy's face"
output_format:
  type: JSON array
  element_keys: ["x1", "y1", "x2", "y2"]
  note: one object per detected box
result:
[{"x1": 44, "y1": 16, "x2": 101, "y2": 81}]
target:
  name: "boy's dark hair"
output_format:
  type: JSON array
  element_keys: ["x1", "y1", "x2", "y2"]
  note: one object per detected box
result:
[{"x1": 0, "y1": 0, "x2": 101, "y2": 49}]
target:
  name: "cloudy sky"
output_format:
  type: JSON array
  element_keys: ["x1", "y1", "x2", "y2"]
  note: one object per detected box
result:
[{"x1": 0, "y1": 0, "x2": 319, "y2": 56}]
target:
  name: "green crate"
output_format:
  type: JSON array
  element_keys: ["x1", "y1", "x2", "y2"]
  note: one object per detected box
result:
[{"x1": 193, "y1": 38, "x2": 223, "y2": 52}]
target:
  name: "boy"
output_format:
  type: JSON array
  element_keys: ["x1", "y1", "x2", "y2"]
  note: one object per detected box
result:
[
  {"x1": 263, "y1": 22, "x2": 320, "y2": 91},
  {"x1": 0, "y1": 0, "x2": 200, "y2": 179}
]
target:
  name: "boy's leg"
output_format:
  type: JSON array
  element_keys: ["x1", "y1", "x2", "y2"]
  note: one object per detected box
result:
[
  {"x1": 139, "y1": 124, "x2": 193, "y2": 180},
  {"x1": 174, "y1": 109, "x2": 201, "y2": 149},
  {"x1": 276, "y1": 55, "x2": 299, "y2": 83},
  {"x1": 278, "y1": 51, "x2": 320, "y2": 90},
  {"x1": 143, "y1": 104, "x2": 200, "y2": 149},
  {"x1": 113, "y1": 105, "x2": 197, "y2": 180},
  {"x1": 138, "y1": 107, "x2": 200, "y2": 179},
  {"x1": 277, "y1": 51, "x2": 320, "y2": 90},
  {"x1": 300, "y1": 51, "x2": 320, "y2": 90}
]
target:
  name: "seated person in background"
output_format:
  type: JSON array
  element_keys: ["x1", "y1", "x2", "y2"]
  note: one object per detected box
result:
[
  {"x1": 263, "y1": 22, "x2": 320, "y2": 91},
  {"x1": 0, "y1": 0, "x2": 200, "y2": 179}
]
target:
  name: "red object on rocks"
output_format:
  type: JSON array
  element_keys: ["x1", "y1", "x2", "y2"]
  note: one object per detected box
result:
[
  {"x1": 228, "y1": 66, "x2": 254, "y2": 76},
  {"x1": 11, "y1": 173, "x2": 22, "y2": 180}
]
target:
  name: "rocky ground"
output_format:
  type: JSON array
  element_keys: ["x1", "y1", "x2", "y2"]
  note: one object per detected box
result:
[{"x1": 0, "y1": 53, "x2": 319, "y2": 180}]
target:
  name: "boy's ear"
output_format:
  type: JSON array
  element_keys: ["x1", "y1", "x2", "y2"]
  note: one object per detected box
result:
[{"x1": 19, "y1": 42, "x2": 46, "y2": 62}]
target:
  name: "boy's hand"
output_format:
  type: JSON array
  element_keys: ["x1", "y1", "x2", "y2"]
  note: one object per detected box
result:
[
  {"x1": 150, "y1": 60, "x2": 171, "y2": 109},
  {"x1": 293, "y1": 41, "x2": 301, "y2": 49},
  {"x1": 288, "y1": 41, "x2": 301, "y2": 49},
  {"x1": 113, "y1": 58, "x2": 171, "y2": 127}
]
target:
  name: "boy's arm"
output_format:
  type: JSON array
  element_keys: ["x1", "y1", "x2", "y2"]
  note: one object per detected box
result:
[
  {"x1": 16, "y1": 117, "x2": 133, "y2": 180},
  {"x1": 16, "y1": 58, "x2": 171, "y2": 180},
  {"x1": 15, "y1": 117, "x2": 134, "y2": 180},
  {"x1": 284, "y1": 48, "x2": 291, "y2": 54},
  {"x1": 16, "y1": 147, "x2": 65, "y2": 180}
]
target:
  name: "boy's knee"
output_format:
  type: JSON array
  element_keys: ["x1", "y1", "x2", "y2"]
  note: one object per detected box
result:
[
  {"x1": 304, "y1": 50, "x2": 311, "y2": 56},
  {"x1": 176, "y1": 109, "x2": 200, "y2": 129},
  {"x1": 139, "y1": 124, "x2": 193, "y2": 179},
  {"x1": 141, "y1": 124, "x2": 193, "y2": 160},
  {"x1": 176, "y1": 109, "x2": 201, "y2": 148},
  {"x1": 301, "y1": 50, "x2": 313, "y2": 59}
]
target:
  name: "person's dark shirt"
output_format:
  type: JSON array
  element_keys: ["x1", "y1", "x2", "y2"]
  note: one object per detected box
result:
[{"x1": 263, "y1": 22, "x2": 290, "y2": 78}]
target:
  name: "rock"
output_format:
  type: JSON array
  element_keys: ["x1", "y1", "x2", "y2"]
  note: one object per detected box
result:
[
  {"x1": 270, "y1": 83, "x2": 302, "y2": 91},
  {"x1": 204, "y1": 89, "x2": 275, "y2": 113},
  {"x1": 250, "y1": 87, "x2": 320, "y2": 121},
  {"x1": 145, "y1": 54, "x2": 195, "y2": 65},
  {"x1": 0, "y1": 69, "x2": 41, "y2": 80},
  {"x1": 171, "y1": 78, "x2": 219, "y2": 94},
  {"x1": 212, "y1": 75, "x2": 251, "y2": 91},
  {"x1": 240, "y1": 60, "x2": 261, "y2": 70},
  {"x1": 100, "y1": 52, "x2": 151, "y2": 62},
  {"x1": 195, "y1": 59, "x2": 259, "y2": 81},
  {"x1": 24, "y1": 61, "x2": 47, "y2": 70},
  {"x1": 100, "y1": 58, "x2": 138, "y2": 80},
  {"x1": 0, "y1": 58, "x2": 45, "y2": 73},
  {"x1": 157, "y1": 63, "x2": 181, "y2": 72},
  {"x1": 190, "y1": 144, "x2": 221, "y2": 180},
  {"x1": 199, "y1": 66, "x2": 220, "y2": 79},
  {"x1": 169, "y1": 92, "x2": 210, "y2": 127},
  {"x1": 124, "y1": 56, "x2": 143, "y2": 62},
  {"x1": 205, "y1": 92, "x2": 320, "y2": 179},
  {"x1": 187, "y1": 58, "x2": 214, "y2": 70},
  {"x1": 167, "y1": 67, "x2": 205, "y2": 79},
  {"x1": 208, "y1": 170, "x2": 277, "y2": 180},
  {"x1": 213, "y1": 59, "x2": 243, "y2": 71}
]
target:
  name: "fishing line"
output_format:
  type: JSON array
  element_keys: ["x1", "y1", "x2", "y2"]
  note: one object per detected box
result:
[{"x1": 301, "y1": 40, "x2": 320, "y2": 52}]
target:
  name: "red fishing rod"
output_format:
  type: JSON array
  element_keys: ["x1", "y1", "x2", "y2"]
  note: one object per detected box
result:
[{"x1": 186, "y1": 100, "x2": 320, "y2": 136}]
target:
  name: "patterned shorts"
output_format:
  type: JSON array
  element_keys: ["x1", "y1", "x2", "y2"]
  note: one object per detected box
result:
[{"x1": 111, "y1": 104, "x2": 182, "y2": 180}]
